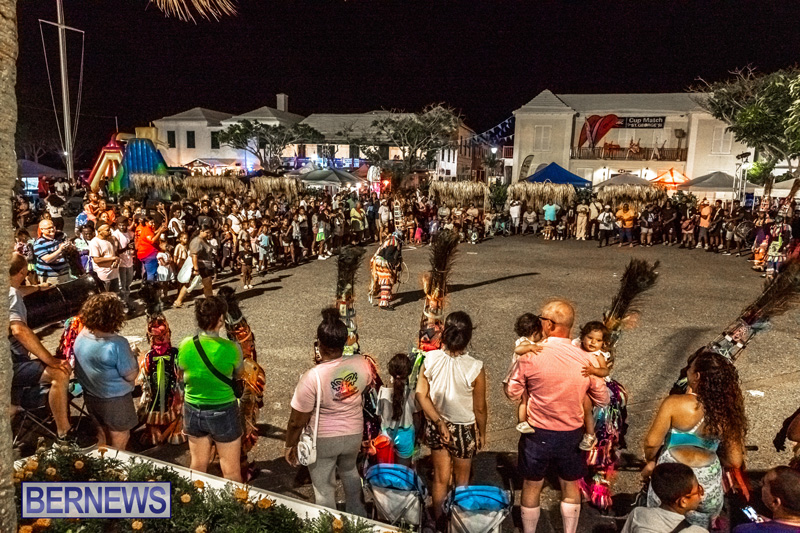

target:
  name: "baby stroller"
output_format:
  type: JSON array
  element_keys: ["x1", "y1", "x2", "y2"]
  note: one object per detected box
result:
[
  {"x1": 363, "y1": 463, "x2": 428, "y2": 530},
  {"x1": 444, "y1": 485, "x2": 513, "y2": 533}
]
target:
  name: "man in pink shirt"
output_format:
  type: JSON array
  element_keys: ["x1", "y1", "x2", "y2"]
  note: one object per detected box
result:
[{"x1": 506, "y1": 300, "x2": 609, "y2": 533}]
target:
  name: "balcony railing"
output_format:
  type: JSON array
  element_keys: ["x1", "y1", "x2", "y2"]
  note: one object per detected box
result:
[{"x1": 571, "y1": 146, "x2": 687, "y2": 161}]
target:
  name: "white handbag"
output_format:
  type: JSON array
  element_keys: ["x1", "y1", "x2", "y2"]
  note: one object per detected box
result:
[{"x1": 297, "y1": 369, "x2": 321, "y2": 466}]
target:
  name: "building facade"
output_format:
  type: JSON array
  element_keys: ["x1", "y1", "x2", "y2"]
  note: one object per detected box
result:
[{"x1": 511, "y1": 90, "x2": 748, "y2": 185}]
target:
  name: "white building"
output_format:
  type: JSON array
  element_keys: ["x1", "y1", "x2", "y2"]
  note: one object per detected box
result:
[
  {"x1": 511, "y1": 90, "x2": 749, "y2": 185},
  {"x1": 152, "y1": 94, "x2": 303, "y2": 172}
]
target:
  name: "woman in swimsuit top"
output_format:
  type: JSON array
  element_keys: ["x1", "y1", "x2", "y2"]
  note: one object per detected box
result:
[{"x1": 641, "y1": 349, "x2": 747, "y2": 528}]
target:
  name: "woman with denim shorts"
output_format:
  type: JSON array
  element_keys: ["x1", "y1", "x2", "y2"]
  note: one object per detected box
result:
[{"x1": 177, "y1": 296, "x2": 244, "y2": 482}]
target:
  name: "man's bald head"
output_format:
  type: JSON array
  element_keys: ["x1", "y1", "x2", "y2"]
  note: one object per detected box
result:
[{"x1": 539, "y1": 299, "x2": 575, "y2": 337}]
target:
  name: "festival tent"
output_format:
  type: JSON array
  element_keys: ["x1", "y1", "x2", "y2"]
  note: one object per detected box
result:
[
  {"x1": 301, "y1": 168, "x2": 364, "y2": 187},
  {"x1": 526, "y1": 162, "x2": 591, "y2": 187},
  {"x1": 17, "y1": 159, "x2": 66, "y2": 179},
  {"x1": 651, "y1": 168, "x2": 690, "y2": 189},
  {"x1": 758, "y1": 178, "x2": 800, "y2": 199},
  {"x1": 677, "y1": 171, "x2": 757, "y2": 193},
  {"x1": 594, "y1": 172, "x2": 666, "y2": 209}
]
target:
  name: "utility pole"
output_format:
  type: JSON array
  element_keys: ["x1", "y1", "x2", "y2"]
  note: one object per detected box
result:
[{"x1": 56, "y1": 0, "x2": 74, "y2": 184}]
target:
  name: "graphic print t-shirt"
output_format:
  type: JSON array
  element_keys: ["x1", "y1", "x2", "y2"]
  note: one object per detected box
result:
[{"x1": 290, "y1": 355, "x2": 373, "y2": 438}]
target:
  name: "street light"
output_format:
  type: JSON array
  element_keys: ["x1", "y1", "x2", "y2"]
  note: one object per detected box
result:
[{"x1": 491, "y1": 147, "x2": 498, "y2": 155}]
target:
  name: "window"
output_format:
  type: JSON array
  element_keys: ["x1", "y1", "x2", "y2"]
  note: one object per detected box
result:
[
  {"x1": 167, "y1": 130, "x2": 176, "y2": 149},
  {"x1": 210, "y1": 131, "x2": 220, "y2": 150},
  {"x1": 533, "y1": 125, "x2": 552, "y2": 151},
  {"x1": 349, "y1": 145, "x2": 360, "y2": 159},
  {"x1": 378, "y1": 145, "x2": 390, "y2": 160},
  {"x1": 186, "y1": 130, "x2": 195, "y2": 149},
  {"x1": 711, "y1": 126, "x2": 733, "y2": 154},
  {"x1": 296, "y1": 144, "x2": 306, "y2": 158},
  {"x1": 503, "y1": 146, "x2": 513, "y2": 159}
]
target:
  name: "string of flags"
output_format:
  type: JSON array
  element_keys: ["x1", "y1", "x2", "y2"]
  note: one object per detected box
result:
[{"x1": 458, "y1": 116, "x2": 516, "y2": 148}]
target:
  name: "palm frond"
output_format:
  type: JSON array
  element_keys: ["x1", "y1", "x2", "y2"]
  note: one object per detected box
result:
[
  {"x1": 429, "y1": 181, "x2": 489, "y2": 208},
  {"x1": 251, "y1": 176, "x2": 303, "y2": 203},
  {"x1": 132, "y1": 173, "x2": 180, "y2": 195},
  {"x1": 595, "y1": 184, "x2": 667, "y2": 212},
  {"x1": 506, "y1": 182, "x2": 576, "y2": 211},
  {"x1": 184, "y1": 175, "x2": 246, "y2": 199},
  {"x1": 336, "y1": 246, "x2": 367, "y2": 301},
  {"x1": 603, "y1": 258, "x2": 660, "y2": 347},
  {"x1": 425, "y1": 229, "x2": 460, "y2": 298},
  {"x1": 151, "y1": 0, "x2": 237, "y2": 22}
]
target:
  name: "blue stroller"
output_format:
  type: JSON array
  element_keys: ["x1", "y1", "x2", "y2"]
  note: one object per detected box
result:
[
  {"x1": 444, "y1": 485, "x2": 513, "y2": 533},
  {"x1": 363, "y1": 463, "x2": 428, "y2": 529}
]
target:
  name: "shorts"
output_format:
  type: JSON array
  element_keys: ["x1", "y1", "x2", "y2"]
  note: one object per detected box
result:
[
  {"x1": 12, "y1": 360, "x2": 46, "y2": 389},
  {"x1": 184, "y1": 401, "x2": 242, "y2": 443},
  {"x1": 725, "y1": 230, "x2": 735, "y2": 241},
  {"x1": 698, "y1": 227, "x2": 709, "y2": 240},
  {"x1": 518, "y1": 427, "x2": 585, "y2": 482},
  {"x1": 424, "y1": 419, "x2": 477, "y2": 459},
  {"x1": 386, "y1": 425, "x2": 416, "y2": 459},
  {"x1": 640, "y1": 227, "x2": 652, "y2": 235},
  {"x1": 84, "y1": 392, "x2": 139, "y2": 432}
]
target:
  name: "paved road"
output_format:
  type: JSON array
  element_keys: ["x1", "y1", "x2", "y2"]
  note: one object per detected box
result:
[{"x1": 38, "y1": 236, "x2": 800, "y2": 532}]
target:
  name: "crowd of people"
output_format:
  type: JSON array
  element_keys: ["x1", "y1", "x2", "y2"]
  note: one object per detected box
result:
[{"x1": 9, "y1": 180, "x2": 800, "y2": 533}]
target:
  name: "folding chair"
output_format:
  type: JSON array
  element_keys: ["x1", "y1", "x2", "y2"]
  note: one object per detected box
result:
[
  {"x1": 12, "y1": 380, "x2": 95, "y2": 448},
  {"x1": 444, "y1": 485, "x2": 513, "y2": 533},
  {"x1": 363, "y1": 463, "x2": 428, "y2": 530}
]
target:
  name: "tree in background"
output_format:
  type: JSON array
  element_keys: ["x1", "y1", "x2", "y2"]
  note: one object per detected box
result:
[
  {"x1": 343, "y1": 104, "x2": 460, "y2": 187},
  {"x1": 694, "y1": 67, "x2": 800, "y2": 188},
  {"x1": 482, "y1": 151, "x2": 503, "y2": 182},
  {"x1": 218, "y1": 120, "x2": 324, "y2": 172}
]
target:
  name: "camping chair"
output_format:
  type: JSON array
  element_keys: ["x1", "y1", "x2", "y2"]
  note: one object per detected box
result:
[
  {"x1": 444, "y1": 485, "x2": 513, "y2": 533},
  {"x1": 12, "y1": 379, "x2": 95, "y2": 448},
  {"x1": 363, "y1": 463, "x2": 428, "y2": 529}
]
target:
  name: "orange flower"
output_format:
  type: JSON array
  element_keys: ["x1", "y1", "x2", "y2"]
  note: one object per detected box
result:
[
  {"x1": 195, "y1": 526, "x2": 208, "y2": 533},
  {"x1": 18, "y1": 526, "x2": 33, "y2": 533},
  {"x1": 34, "y1": 518, "x2": 51, "y2": 527},
  {"x1": 24, "y1": 471, "x2": 33, "y2": 479},
  {"x1": 180, "y1": 493, "x2": 191, "y2": 504},
  {"x1": 332, "y1": 517, "x2": 344, "y2": 531},
  {"x1": 98, "y1": 446, "x2": 108, "y2": 457},
  {"x1": 257, "y1": 498, "x2": 273, "y2": 509},
  {"x1": 233, "y1": 487, "x2": 249, "y2": 501},
  {"x1": 132, "y1": 520, "x2": 143, "y2": 530},
  {"x1": 25, "y1": 460, "x2": 38, "y2": 471},
  {"x1": 193, "y1": 480, "x2": 205, "y2": 490},
  {"x1": 45, "y1": 467, "x2": 56, "y2": 477},
  {"x1": 74, "y1": 460, "x2": 84, "y2": 470}
]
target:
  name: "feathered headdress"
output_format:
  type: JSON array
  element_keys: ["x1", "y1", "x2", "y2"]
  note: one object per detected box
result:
[
  {"x1": 708, "y1": 259, "x2": 800, "y2": 361},
  {"x1": 602, "y1": 258, "x2": 660, "y2": 348},
  {"x1": 423, "y1": 229, "x2": 460, "y2": 303},
  {"x1": 336, "y1": 246, "x2": 367, "y2": 302}
]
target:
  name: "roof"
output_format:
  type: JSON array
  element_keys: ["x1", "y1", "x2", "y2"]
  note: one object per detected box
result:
[
  {"x1": 227, "y1": 106, "x2": 305, "y2": 125},
  {"x1": 677, "y1": 171, "x2": 757, "y2": 192},
  {"x1": 159, "y1": 107, "x2": 233, "y2": 126},
  {"x1": 18, "y1": 159, "x2": 66, "y2": 178},
  {"x1": 516, "y1": 90, "x2": 705, "y2": 115},
  {"x1": 595, "y1": 172, "x2": 653, "y2": 188},
  {"x1": 301, "y1": 111, "x2": 414, "y2": 140}
]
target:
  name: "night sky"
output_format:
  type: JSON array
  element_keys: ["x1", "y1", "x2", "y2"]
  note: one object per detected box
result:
[{"x1": 15, "y1": 0, "x2": 800, "y2": 165}]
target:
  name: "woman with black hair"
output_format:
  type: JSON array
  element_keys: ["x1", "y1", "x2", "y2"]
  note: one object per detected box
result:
[
  {"x1": 415, "y1": 311, "x2": 488, "y2": 522},
  {"x1": 643, "y1": 349, "x2": 747, "y2": 528},
  {"x1": 284, "y1": 308, "x2": 374, "y2": 516}
]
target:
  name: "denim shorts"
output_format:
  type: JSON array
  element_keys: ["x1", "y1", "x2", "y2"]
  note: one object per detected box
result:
[{"x1": 184, "y1": 401, "x2": 242, "y2": 443}]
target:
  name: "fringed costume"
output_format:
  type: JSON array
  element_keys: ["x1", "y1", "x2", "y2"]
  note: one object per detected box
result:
[
  {"x1": 410, "y1": 230, "x2": 459, "y2": 391},
  {"x1": 581, "y1": 259, "x2": 659, "y2": 511},
  {"x1": 55, "y1": 316, "x2": 84, "y2": 367},
  {"x1": 369, "y1": 233, "x2": 403, "y2": 309},
  {"x1": 338, "y1": 247, "x2": 367, "y2": 355},
  {"x1": 139, "y1": 315, "x2": 185, "y2": 446},
  {"x1": 765, "y1": 219, "x2": 792, "y2": 279},
  {"x1": 217, "y1": 287, "x2": 266, "y2": 464}
]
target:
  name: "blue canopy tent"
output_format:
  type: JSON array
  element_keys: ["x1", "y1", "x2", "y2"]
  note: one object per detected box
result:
[{"x1": 526, "y1": 162, "x2": 591, "y2": 187}]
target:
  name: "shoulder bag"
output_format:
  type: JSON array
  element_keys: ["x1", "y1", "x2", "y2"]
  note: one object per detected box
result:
[
  {"x1": 192, "y1": 336, "x2": 244, "y2": 398},
  {"x1": 297, "y1": 369, "x2": 321, "y2": 466}
]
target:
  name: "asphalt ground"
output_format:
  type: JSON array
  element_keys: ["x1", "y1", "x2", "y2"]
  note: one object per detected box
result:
[{"x1": 35, "y1": 235, "x2": 800, "y2": 532}]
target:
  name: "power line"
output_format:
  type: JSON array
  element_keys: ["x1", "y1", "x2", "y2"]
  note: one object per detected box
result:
[{"x1": 18, "y1": 103, "x2": 119, "y2": 120}]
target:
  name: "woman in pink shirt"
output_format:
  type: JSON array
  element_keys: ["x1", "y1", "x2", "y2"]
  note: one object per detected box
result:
[{"x1": 284, "y1": 308, "x2": 373, "y2": 516}]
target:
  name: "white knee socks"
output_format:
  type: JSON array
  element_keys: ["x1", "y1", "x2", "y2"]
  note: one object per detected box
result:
[
  {"x1": 560, "y1": 502, "x2": 581, "y2": 533},
  {"x1": 521, "y1": 506, "x2": 541, "y2": 533}
]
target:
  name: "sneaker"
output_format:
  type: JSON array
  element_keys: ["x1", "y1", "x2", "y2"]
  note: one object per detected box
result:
[
  {"x1": 516, "y1": 422, "x2": 536, "y2": 434},
  {"x1": 722, "y1": 252, "x2": 731, "y2": 256},
  {"x1": 579, "y1": 433, "x2": 597, "y2": 451},
  {"x1": 696, "y1": 244, "x2": 703, "y2": 249},
  {"x1": 318, "y1": 255, "x2": 327, "y2": 260}
]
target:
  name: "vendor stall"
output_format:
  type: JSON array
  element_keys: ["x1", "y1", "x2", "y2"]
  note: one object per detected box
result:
[
  {"x1": 677, "y1": 171, "x2": 758, "y2": 200},
  {"x1": 184, "y1": 175, "x2": 247, "y2": 199},
  {"x1": 595, "y1": 172, "x2": 667, "y2": 209},
  {"x1": 506, "y1": 181, "x2": 576, "y2": 212},
  {"x1": 651, "y1": 168, "x2": 690, "y2": 190},
  {"x1": 429, "y1": 180, "x2": 489, "y2": 209},
  {"x1": 251, "y1": 175, "x2": 304, "y2": 202}
]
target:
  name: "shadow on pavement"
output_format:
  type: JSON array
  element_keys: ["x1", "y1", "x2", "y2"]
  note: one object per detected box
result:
[{"x1": 392, "y1": 272, "x2": 540, "y2": 308}]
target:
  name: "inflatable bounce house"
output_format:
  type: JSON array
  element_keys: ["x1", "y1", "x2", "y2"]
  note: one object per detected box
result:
[{"x1": 88, "y1": 127, "x2": 172, "y2": 196}]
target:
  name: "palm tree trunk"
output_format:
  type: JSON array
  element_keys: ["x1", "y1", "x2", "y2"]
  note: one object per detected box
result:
[{"x1": 0, "y1": 0, "x2": 18, "y2": 530}]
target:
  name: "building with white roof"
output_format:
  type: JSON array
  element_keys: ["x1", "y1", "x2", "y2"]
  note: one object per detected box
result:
[{"x1": 511, "y1": 90, "x2": 749, "y2": 186}]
